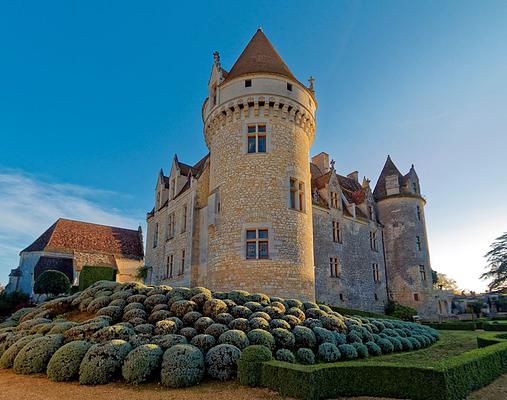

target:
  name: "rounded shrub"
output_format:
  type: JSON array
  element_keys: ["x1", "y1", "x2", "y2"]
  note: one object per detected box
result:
[
  {"x1": 47, "y1": 340, "x2": 92, "y2": 381},
  {"x1": 48, "y1": 321, "x2": 78, "y2": 334},
  {"x1": 13, "y1": 334, "x2": 64, "y2": 374},
  {"x1": 34, "y1": 270, "x2": 71, "y2": 296},
  {"x1": 296, "y1": 348, "x2": 315, "y2": 365},
  {"x1": 318, "y1": 343, "x2": 341, "y2": 362},
  {"x1": 247, "y1": 329, "x2": 275, "y2": 351},
  {"x1": 286, "y1": 307, "x2": 305, "y2": 321},
  {"x1": 271, "y1": 328, "x2": 295, "y2": 349},
  {"x1": 122, "y1": 344, "x2": 163, "y2": 384},
  {"x1": 293, "y1": 326, "x2": 317, "y2": 348},
  {"x1": 148, "y1": 310, "x2": 171, "y2": 323},
  {"x1": 180, "y1": 327, "x2": 198, "y2": 341},
  {"x1": 231, "y1": 305, "x2": 252, "y2": 319},
  {"x1": 282, "y1": 315, "x2": 300, "y2": 329},
  {"x1": 182, "y1": 311, "x2": 202, "y2": 326},
  {"x1": 155, "y1": 320, "x2": 178, "y2": 335},
  {"x1": 203, "y1": 299, "x2": 228, "y2": 318},
  {"x1": 314, "y1": 327, "x2": 336, "y2": 345},
  {"x1": 194, "y1": 316, "x2": 214, "y2": 333},
  {"x1": 129, "y1": 334, "x2": 152, "y2": 348},
  {"x1": 408, "y1": 336, "x2": 422, "y2": 350},
  {"x1": 87, "y1": 296, "x2": 112, "y2": 313},
  {"x1": 152, "y1": 304, "x2": 169, "y2": 312},
  {"x1": 216, "y1": 313, "x2": 234, "y2": 326},
  {"x1": 377, "y1": 338, "x2": 395, "y2": 354},
  {"x1": 205, "y1": 323, "x2": 229, "y2": 339},
  {"x1": 190, "y1": 334, "x2": 216, "y2": 354},
  {"x1": 251, "y1": 311, "x2": 271, "y2": 321},
  {"x1": 160, "y1": 344, "x2": 204, "y2": 388},
  {"x1": 123, "y1": 308, "x2": 148, "y2": 321},
  {"x1": 263, "y1": 306, "x2": 284, "y2": 319},
  {"x1": 97, "y1": 306, "x2": 122, "y2": 322},
  {"x1": 127, "y1": 294, "x2": 147, "y2": 304},
  {"x1": 92, "y1": 324, "x2": 134, "y2": 343},
  {"x1": 338, "y1": 344, "x2": 358, "y2": 360},
  {"x1": 248, "y1": 293, "x2": 270, "y2": 306},
  {"x1": 387, "y1": 336, "x2": 403, "y2": 352},
  {"x1": 229, "y1": 318, "x2": 250, "y2": 332},
  {"x1": 227, "y1": 290, "x2": 250, "y2": 305},
  {"x1": 302, "y1": 318, "x2": 323, "y2": 329},
  {"x1": 306, "y1": 308, "x2": 326, "y2": 319},
  {"x1": 351, "y1": 342, "x2": 369, "y2": 358},
  {"x1": 144, "y1": 294, "x2": 166, "y2": 310},
  {"x1": 0, "y1": 334, "x2": 42, "y2": 368},
  {"x1": 249, "y1": 317, "x2": 269, "y2": 330},
  {"x1": 269, "y1": 319, "x2": 291, "y2": 330},
  {"x1": 79, "y1": 340, "x2": 132, "y2": 385},
  {"x1": 244, "y1": 301, "x2": 263, "y2": 312},
  {"x1": 218, "y1": 330, "x2": 249, "y2": 350},
  {"x1": 152, "y1": 334, "x2": 187, "y2": 350},
  {"x1": 205, "y1": 343, "x2": 241, "y2": 381},
  {"x1": 134, "y1": 324, "x2": 154, "y2": 335},
  {"x1": 275, "y1": 348, "x2": 295, "y2": 363},
  {"x1": 170, "y1": 300, "x2": 198, "y2": 318},
  {"x1": 346, "y1": 331, "x2": 362, "y2": 344},
  {"x1": 238, "y1": 345, "x2": 272, "y2": 387},
  {"x1": 365, "y1": 341, "x2": 382, "y2": 356},
  {"x1": 399, "y1": 337, "x2": 413, "y2": 351},
  {"x1": 124, "y1": 302, "x2": 145, "y2": 313},
  {"x1": 190, "y1": 292, "x2": 213, "y2": 307}
]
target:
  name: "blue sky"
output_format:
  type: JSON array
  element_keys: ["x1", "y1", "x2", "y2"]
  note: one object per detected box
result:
[{"x1": 1, "y1": 1, "x2": 506, "y2": 291}]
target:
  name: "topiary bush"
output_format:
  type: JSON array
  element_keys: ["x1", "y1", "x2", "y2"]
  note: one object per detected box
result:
[
  {"x1": 238, "y1": 345, "x2": 272, "y2": 386},
  {"x1": 79, "y1": 340, "x2": 132, "y2": 385},
  {"x1": 122, "y1": 344, "x2": 163, "y2": 384},
  {"x1": 293, "y1": 326, "x2": 317, "y2": 348},
  {"x1": 365, "y1": 341, "x2": 382, "y2": 356},
  {"x1": 12, "y1": 334, "x2": 63, "y2": 374},
  {"x1": 318, "y1": 342, "x2": 341, "y2": 362},
  {"x1": 0, "y1": 334, "x2": 42, "y2": 368},
  {"x1": 190, "y1": 334, "x2": 216, "y2": 354},
  {"x1": 272, "y1": 328, "x2": 295, "y2": 349},
  {"x1": 275, "y1": 348, "x2": 295, "y2": 363},
  {"x1": 78, "y1": 267, "x2": 117, "y2": 291},
  {"x1": 296, "y1": 348, "x2": 315, "y2": 365},
  {"x1": 34, "y1": 270, "x2": 71, "y2": 297},
  {"x1": 247, "y1": 329, "x2": 275, "y2": 351},
  {"x1": 47, "y1": 340, "x2": 92, "y2": 381},
  {"x1": 160, "y1": 344, "x2": 205, "y2": 388},
  {"x1": 218, "y1": 330, "x2": 249, "y2": 350},
  {"x1": 338, "y1": 343, "x2": 358, "y2": 360},
  {"x1": 377, "y1": 337, "x2": 395, "y2": 354},
  {"x1": 205, "y1": 343, "x2": 241, "y2": 381},
  {"x1": 151, "y1": 334, "x2": 187, "y2": 350}
]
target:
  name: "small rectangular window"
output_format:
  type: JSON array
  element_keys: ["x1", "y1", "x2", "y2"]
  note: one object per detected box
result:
[
  {"x1": 258, "y1": 135, "x2": 266, "y2": 153},
  {"x1": 372, "y1": 263, "x2": 381, "y2": 283},
  {"x1": 289, "y1": 178, "x2": 305, "y2": 212},
  {"x1": 246, "y1": 229, "x2": 269, "y2": 259},
  {"x1": 181, "y1": 204, "x2": 187, "y2": 233},
  {"x1": 179, "y1": 250, "x2": 185, "y2": 275},
  {"x1": 247, "y1": 136, "x2": 256, "y2": 153},
  {"x1": 332, "y1": 220, "x2": 342, "y2": 243},
  {"x1": 330, "y1": 257, "x2": 339, "y2": 277},
  {"x1": 247, "y1": 124, "x2": 267, "y2": 153},
  {"x1": 368, "y1": 206, "x2": 374, "y2": 220},
  {"x1": 153, "y1": 223, "x2": 158, "y2": 248},
  {"x1": 287, "y1": 83, "x2": 293, "y2": 91},
  {"x1": 416, "y1": 206, "x2": 421, "y2": 221},
  {"x1": 166, "y1": 254, "x2": 174, "y2": 278},
  {"x1": 413, "y1": 182, "x2": 418, "y2": 193},
  {"x1": 370, "y1": 231, "x2": 378, "y2": 251},
  {"x1": 330, "y1": 192, "x2": 339, "y2": 208},
  {"x1": 245, "y1": 79, "x2": 252, "y2": 87},
  {"x1": 416, "y1": 236, "x2": 422, "y2": 251},
  {"x1": 339, "y1": 293, "x2": 344, "y2": 301},
  {"x1": 374, "y1": 293, "x2": 379, "y2": 301},
  {"x1": 419, "y1": 265, "x2": 426, "y2": 281},
  {"x1": 414, "y1": 293, "x2": 420, "y2": 301}
]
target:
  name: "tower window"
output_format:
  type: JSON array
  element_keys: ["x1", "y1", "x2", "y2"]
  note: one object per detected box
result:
[
  {"x1": 374, "y1": 293, "x2": 379, "y2": 301},
  {"x1": 332, "y1": 220, "x2": 342, "y2": 243},
  {"x1": 181, "y1": 204, "x2": 187, "y2": 233},
  {"x1": 419, "y1": 265, "x2": 426, "y2": 281},
  {"x1": 330, "y1": 191, "x2": 339, "y2": 208},
  {"x1": 414, "y1": 293, "x2": 420, "y2": 301},
  {"x1": 372, "y1": 263, "x2": 381, "y2": 283},
  {"x1": 179, "y1": 249, "x2": 185, "y2": 275},
  {"x1": 167, "y1": 212, "x2": 175, "y2": 239},
  {"x1": 339, "y1": 293, "x2": 344, "y2": 301},
  {"x1": 370, "y1": 231, "x2": 378, "y2": 251},
  {"x1": 153, "y1": 223, "x2": 159, "y2": 248},
  {"x1": 416, "y1": 236, "x2": 422, "y2": 251},
  {"x1": 247, "y1": 124, "x2": 267, "y2": 153},
  {"x1": 412, "y1": 182, "x2": 418, "y2": 193},
  {"x1": 245, "y1": 79, "x2": 252, "y2": 87},
  {"x1": 289, "y1": 178, "x2": 305, "y2": 212},
  {"x1": 330, "y1": 257, "x2": 340, "y2": 277},
  {"x1": 166, "y1": 254, "x2": 174, "y2": 278},
  {"x1": 287, "y1": 83, "x2": 293, "y2": 91},
  {"x1": 416, "y1": 205, "x2": 421, "y2": 221},
  {"x1": 246, "y1": 229, "x2": 269, "y2": 259}
]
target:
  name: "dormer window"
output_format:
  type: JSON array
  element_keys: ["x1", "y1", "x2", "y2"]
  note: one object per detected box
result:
[
  {"x1": 330, "y1": 192, "x2": 339, "y2": 208},
  {"x1": 412, "y1": 182, "x2": 418, "y2": 193},
  {"x1": 287, "y1": 83, "x2": 293, "y2": 91},
  {"x1": 245, "y1": 79, "x2": 252, "y2": 87}
]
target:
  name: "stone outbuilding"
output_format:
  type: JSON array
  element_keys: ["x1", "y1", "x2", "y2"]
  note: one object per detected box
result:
[{"x1": 5, "y1": 218, "x2": 144, "y2": 295}]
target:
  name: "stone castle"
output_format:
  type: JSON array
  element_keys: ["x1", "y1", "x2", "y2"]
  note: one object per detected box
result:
[{"x1": 145, "y1": 29, "x2": 448, "y2": 317}]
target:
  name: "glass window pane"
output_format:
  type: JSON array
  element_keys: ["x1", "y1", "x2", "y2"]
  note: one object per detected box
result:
[
  {"x1": 248, "y1": 125, "x2": 256, "y2": 133},
  {"x1": 246, "y1": 242, "x2": 257, "y2": 258},
  {"x1": 246, "y1": 230, "x2": 257, "y2": 240},
  {"x1": 258, "y1": 229, "x2": 268, "y2": 239},
  {"x1": 258, "y1": 241, "x2": 269, "y2": 258},
  {"x1": 258, "y1": 136, "x2": 266, "y2": 153},
  {"x1": 258, "y1": 125, "x2": 266, "y2": 133},
  {"x1": 248, "y1": 136, "x2": 256, "y2": 153}
]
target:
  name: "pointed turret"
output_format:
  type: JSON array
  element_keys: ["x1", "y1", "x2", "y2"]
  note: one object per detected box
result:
[
  {"x1": 224, "y1": 28, "x2": 297, "y2": 83},
  {"x1": 373, "y1": 155, "x2": 403, "y2": 200}
]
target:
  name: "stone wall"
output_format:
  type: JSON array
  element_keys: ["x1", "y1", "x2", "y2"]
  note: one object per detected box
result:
[{"x1": 313, "y1": 206, "x2": 388, "y2": 313}]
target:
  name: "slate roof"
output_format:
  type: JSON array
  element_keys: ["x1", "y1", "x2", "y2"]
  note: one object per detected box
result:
[
  {"x1": 22, "y1": 218, "x2": 144, "y2": 259},
  {"x1": 373, "y1": 155, "x2": 403, "y2": 200},
  {"x1": 224, "y1": 29, "x2": 298, "y2": 83}
]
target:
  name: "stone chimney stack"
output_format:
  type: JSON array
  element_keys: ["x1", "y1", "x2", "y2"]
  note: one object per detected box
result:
[{"x1": 311, "y1": 152, "x2": 330, "y2": 174}]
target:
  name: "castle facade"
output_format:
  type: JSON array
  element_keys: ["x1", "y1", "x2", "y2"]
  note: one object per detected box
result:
[{"x1": 145, "y1": 30, "x2": 447, "y2": 317}]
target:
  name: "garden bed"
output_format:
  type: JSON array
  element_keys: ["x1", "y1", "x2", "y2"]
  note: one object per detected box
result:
[{"x1": 245, "y1": 331, "x2": 507, "y2": 400}]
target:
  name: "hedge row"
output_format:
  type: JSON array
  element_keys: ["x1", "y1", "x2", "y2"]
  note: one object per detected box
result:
[
  {"x1": 483, "y1": 321, "x2": 507, "y2": 331},
  {"x1": 327, "y1": 305, "x2": 390, "y2": 320},
  {"x1": 247, "y1": 333, "x2": 507, "y2": 400},
  {"x1": 78, "y1": 266, "x2": 116, "y2": 291},
  {"x1": 425, "y1": 321, "x2": 479, "y2": 331}
]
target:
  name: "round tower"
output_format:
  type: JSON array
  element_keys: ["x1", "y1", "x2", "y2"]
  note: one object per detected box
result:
[
  {"x1": 373, "y1": 157, "x2": 437, "y2": 317},
  {"x1": 202, "y1": 29, "x2": 317, "y2": 300}
]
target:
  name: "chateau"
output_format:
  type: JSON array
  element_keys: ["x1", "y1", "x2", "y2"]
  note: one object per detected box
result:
[{"x1": 145, "y1": 29, "x2": 449, "y2": 317}]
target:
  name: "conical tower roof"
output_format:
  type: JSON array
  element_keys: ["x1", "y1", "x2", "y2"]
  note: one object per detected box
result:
[
  {"x1": 224, "y1": 29, "x2": 297, "y2": 83},
  {"x1": 373, "y1": 155, "x2": 403, "y2": 200}
]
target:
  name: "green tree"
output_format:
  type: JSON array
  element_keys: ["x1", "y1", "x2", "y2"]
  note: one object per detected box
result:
[
  {"x1": 33, "y1": 270, "x2": 71, "y2": 297},
  {"x1": 481, "y1": 232, "x2": 507, "y2": 292},
  {"x1": 432, "y1": 271, "x2": 460, "y2": 293}
]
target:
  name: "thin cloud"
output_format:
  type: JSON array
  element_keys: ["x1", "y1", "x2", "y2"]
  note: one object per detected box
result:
[{"x1": 0, "y1": 169, "x2": 142, "y2": 285}]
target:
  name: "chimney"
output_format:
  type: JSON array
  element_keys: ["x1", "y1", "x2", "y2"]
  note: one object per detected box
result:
[
  {"x1": 347, "y1": 171, "x2": 359, "y2": 182},
  {"x1": 311, "y1": 152, "x2": 330, "y2": 174}
]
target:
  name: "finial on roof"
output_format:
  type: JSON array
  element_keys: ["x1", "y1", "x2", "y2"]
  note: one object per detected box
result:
[
  {"x1": 330, "y1": 159, "x2": 336, "y2": 171},
  {"x1": 213, "y1": 51, "x2": 221, "y2": 68},
  {"x1": 308, "y1": 76, "x2": 315, "y2": 91},
  {"x1": 257, "y1": 26, "x2": 263, "y2": 32}
]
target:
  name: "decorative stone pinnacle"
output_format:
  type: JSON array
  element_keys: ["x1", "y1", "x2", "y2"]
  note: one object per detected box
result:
[
  {"x1": 213, "y1": 51, "x2": 221, "y2": 68},
  {"x1": 308, "y1": 76, "x2": 315, "y2": 91},
  {"x1": 330, "y1": 159, "x2": 335, "y2": 170}
]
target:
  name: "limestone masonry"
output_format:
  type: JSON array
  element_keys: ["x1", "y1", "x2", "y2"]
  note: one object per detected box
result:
[{"x1": 145, "y1": 29, "x2": 449, "y2": 317}]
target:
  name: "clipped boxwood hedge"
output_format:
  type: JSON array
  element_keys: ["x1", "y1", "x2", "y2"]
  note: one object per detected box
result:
[
  {"x1": 245, "y1": 332, "x2": 507, "y2": 400},
  {"x1": 79, "y1": 266, "x2": 117, "y2": 291},
  {"x1": 425, "y1": 322, "x2": 479, "y2": 331}
]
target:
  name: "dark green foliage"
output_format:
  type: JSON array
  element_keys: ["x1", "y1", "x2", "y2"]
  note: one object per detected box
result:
[
  {"x1": 346, "y1": 331, "x2": 362, "y2": 344},
  {"x1": 231, "y1": 305, "x2": 252, "y2": 319},
  {"x1": 92, "y1": 324, "x2": 134, "y2": 342},
  {"x1": 227, "y1": 290, "x2": 250, "y2": 305},
  {"x1": 155, "y1": 319, "x2": 177, "y2": 335},
  {"x1": 247, "y1": 329, "x2": 275, "y2": 350},
  {"x1": 399, "y1": 337, "x2": 413, "y2": 351},
  {"x1": 218, "y1": 329, "x2": 249, "y2": 349},
  {"x1": 293, "y1": 326, "x2": 316, "y2": 348},
  {"x1": 313, "y1": 327, "x2": 336, "y2": 345},
  {"x1": 302, "y1": 318, "x2": 323, "y2": 329},
  {"x1": 338, "y1": 344, "x2": 358, "y2": 360},
  {"x1": 47, "y1": 340, "x2": 92, "y2": 381},
  {"x1": 216, "y1": 312, "x2": 234, "y2": 325},
  {"x1": 0, "y1": 291, "x2": 31, "y2": 317},
  {"x1": 34, "y1": 270, "x2": 71, "y2": 296},
  {"x1": 249, "y1": 317, "x2": 270, "y2": 330},
  {"x1": 205, "y1": 323, "x2": 229, "y2": 338},
  {"x1": 296, "y1": 348, "x2": 315, "y2": 365},
  {"x1": 333, "y1": 332, "x2": 347, "y2": 345},
  {"x1": 408, "y1": 336, "x2": 422, "y2": 350},
  {"x1": 270, "y1": 318, "x2": 291, "y2": 330},
  {"x1": 160, "y1": 344, "x2": 204, "y2": 388},
  {"x1": 78, "y1": 267, "x2": 116, "y2": 291},
  {"x1": 13, "y1": 334, "x2": 64, "y2": 374},
  {"x1": 384, "y1": 301, "x2": 417, "y2": 321},
  {"x1": 318, "y1": 343, "x2": 340, "y2": 362},
  {"x1": 151, "y1": 334, "x2": 187, "y2": 350},
  {"x1": 180, "y1": 327, "x2": 198, "y2": 341},
  {"x1": 205, "y1": 343, "x2": 241, "y2": 380},
  {"x1": 244, "y1": 301, "x2": 264, "y2": 312},
  {"x1": 79, "y1": 340, "x2": 132, "y2": 385},
  {"x1": 0, "y1": 334, "x2": 43, "y2": 368},
  {"x1": 275, "y1": 348, "x2": 295, "y2": 363},
  {"x1": 481, "y1": 232, "x2": 507, "y2": 291},
  {"x1": 182, "y1": 311, "x2": 202, "y2": 326},
  {"x1": 190, "y1": 334, "x2": 216, "y2": 354},
  {"x1": 387, "y1": 336, "x2": 403, "y2": 352},
  {"x1": 272, "y1": 328, "x2": 295, "y2": 349},
  {"x1": 170, "y1": 300, "x2": 198, "y2": 318},
  {"x1": 194, "y1": 316, "x2": 214, "y2": 333},
  {"x1": 351, "y1": 342, "x2": 369, "y2": 358},
  {"x1": 229, "y1": 318, "x2": 250, "y2": 331},
  {"x1": 97, "y1": 305, "x2": 122, "y2": 321},
  {"x1": 377, "y1": 338, "x2": 395, "y2": 354},
  {"x1": 238, "y1": 345, "x2": 273, "y2": 386}
]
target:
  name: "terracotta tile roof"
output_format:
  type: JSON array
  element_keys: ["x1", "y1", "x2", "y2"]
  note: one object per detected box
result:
[
  {"x1": 224, "y1": 29, "x2": 298, "y2": 83},
  {"x1": 22, "y1": 218, "x2": 144, "y2": 259},
  {"x1": 373, "y1": 155, "x2": 403, "y2": 200}
]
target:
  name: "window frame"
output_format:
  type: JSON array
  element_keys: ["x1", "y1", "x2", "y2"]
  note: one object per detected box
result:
[
  {"x1": 287, "y1": 82, "x2": 293, "y2": 91},
  {"x1": 153, "y1": 223, "x2": 158, "y2": 248},
  {"x1": 245, "y1": 79, "x2": 252, "y2": 87},
  {"x1": 289, "y1": 178, "x2": 305, "y2": 212},
  {"x1": 247, "y1": 123, "x2": 267, "y2": 154},
  {"x1": 370, "y1": 230, "x2": 378, "y2": 252},
  {"x1": 245, "y1": 229, "x2": 269, "y2": 260},
  {"x1": 372, "y1": 263, "x2": 381, "y2": 283},
  {"x1": 181, "y1": 204, "x2": 187, "y2": 233},
  {"x1": 330, "y1": 257, "x2": 340, "y2": 277},
  {"x1": 179, "y1": 249, "x2": 185, "y2": 276},
  {"x1": 330, "y1": 191, "x2": 340, "y2": 208},
  {"x1": 416, "y1": 236, "x2": 422, "y2": 251},
  {"x1": 167, "y1": 212, "x2": 175, "y2": 240},
  {"x1": 332, "y1": 220, "x2": 342, "y2": 243},
  {"x1": 166, "y1": 254, "x2": 174, "y2": 278},
  {"x1": 419, "y1": 265, "x2": 427, "y2": 281}
]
